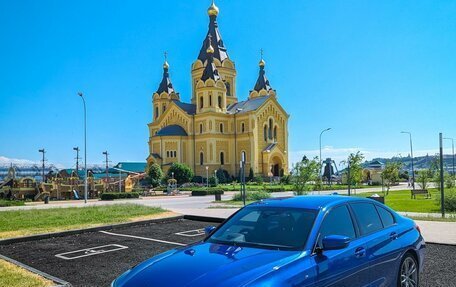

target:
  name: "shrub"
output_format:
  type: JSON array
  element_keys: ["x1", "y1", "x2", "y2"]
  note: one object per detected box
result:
[
  {"x1": 248, "y1": 168, "x2": 254, "y2": 181},
  {"x1": 191, "y1": 176, "x2": 204, "y2": 183},
  {"x1": 208, "y1": 176, "x2": 218, "y2": 187},
  {"x1": 167, "y1": 163, "x2": 194, "y2": 185},
  {"x1": 264, "y1": 186, "x2": 286, "y2": 193},
  {"x1": 101, "y1": 192, "x2": 140, "y2": 200},
  {"x1": 191, "y1": 189, "x2": 224, "y2": 196},
  {"x1": 0, "y1": 199, "x2": 25, "y2": 207},
  {"x1": 280, "y1": 175, "x2": 291, "y2": 185},
  {"x1": 147, "y1": 163, "x2": 163, "y2": 188},
  {"x1": 232, "y1": 190, "x2": 271, "y2": 201},
  {"x1": 216, "y1": 169, "x2": 230, "y2": 184},
  {"x1": 253, "y1": 176, "x2": 264, "y2": 184},
  {"x1": 437, "y1": 188, "x2": 456, "y2": 212}
]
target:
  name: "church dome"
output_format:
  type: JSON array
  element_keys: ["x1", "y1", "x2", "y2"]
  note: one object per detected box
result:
[{"x1": 207, "y1": 1, "x2": 219, "y2": 16}]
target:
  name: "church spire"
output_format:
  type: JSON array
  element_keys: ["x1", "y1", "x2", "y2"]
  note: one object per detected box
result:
[
  {"x1": 197, "y1": 0, "x2": 229, "y2": 63},
  {"x1": 156, "y1": 52, "x2": 175, "y2": 94},
  {"x1": 253, "y1": 49, "x2": 272, "y2": 92},
  {"x1": 201, "y1": 35, "x2": 221, "y2": 81}
]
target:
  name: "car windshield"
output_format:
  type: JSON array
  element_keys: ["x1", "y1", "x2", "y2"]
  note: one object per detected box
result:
[{"x1": 207, "y1": 206, "x2": 317, "y2": 250}]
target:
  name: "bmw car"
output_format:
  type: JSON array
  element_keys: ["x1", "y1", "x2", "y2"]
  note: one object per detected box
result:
[{"x1": 112, "y1": 196, "x2": 425, "y2": 287}]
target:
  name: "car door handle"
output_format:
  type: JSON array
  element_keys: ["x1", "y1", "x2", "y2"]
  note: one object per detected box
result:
[
  {"x1": 389, "y1": 232, "x2": 398, "y2": 240},
  {"x1": 354, "y1": 247, "x2": 366, "y2": 258}
]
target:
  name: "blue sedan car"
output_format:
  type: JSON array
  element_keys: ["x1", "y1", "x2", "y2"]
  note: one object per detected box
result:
[{"x1": 112, "y1": 196, "x2": 425, "y2": 287}]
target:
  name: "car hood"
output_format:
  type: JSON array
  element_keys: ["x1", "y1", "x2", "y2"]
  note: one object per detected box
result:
[{"x1": 114, "y1": 241, "x2": 304, "y2": 287}]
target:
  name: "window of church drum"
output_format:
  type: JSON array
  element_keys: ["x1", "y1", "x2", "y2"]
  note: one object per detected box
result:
[
  {"x1": 200, "y1": 152, "x2": 204, "y2": 166},
  {"x1": 263, "y1": 125, "x2": 267, "y2": 141},
  {"x1": 220, "y1": 152, "x2": 224, "y2": 165},
  {"x1": 241, "y1": 122, "x2": 245, "y2": 133},
  {"x1": 218, "y1": 96, "x2": 222, "y2": 108},
  {"x1": 274, "y1": 126, "x2": 277, "y2": 141},
  {"x1": 155, "y1": 107, "x2": 159, "y2": 119},
  {"x1": 209, "y1": 95, "x2": 212, "y2": 106},
  {"x1": 163, "y1": 105, "x2": 166, "y2": 112},
  {"x1": 200, "y1": 123, "x2": 203, "y2": 134},
  {"x1": 220, "y1": 123, "x2": 224, "y2": 133},
  {"x1": 200, "y1": 96, "x2": 204, "y2": 109}
]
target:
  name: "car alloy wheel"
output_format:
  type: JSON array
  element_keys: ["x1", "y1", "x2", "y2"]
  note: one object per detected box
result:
[{"x1": 400, "y1": 255, "x2": 418, "y2": 287}]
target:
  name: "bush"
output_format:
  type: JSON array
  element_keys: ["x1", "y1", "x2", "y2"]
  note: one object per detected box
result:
[
  {"x1": 232, "y1": 190, "x2": 271, "y2": 201},
  {"x1": 253, "y1": 176, "x2": 264, "y2": 184},
  {"x1": 264, "y1": 186, "x2": 286, "y2": 193},
  {"x1": 208, "y1": 176, "x2": 218, "y2": 187},
  {"x1": 147, "y1": 163, "x2": 163, "y2": 188},
  {"x1": 0, "y1": 199, "x2": 25, "y2": 207},
  {"x1": 191, "y1": 189, "x2": 224, "y2": 196},
  {"x1": 191, "y1": 176, "x2": 204, "y2": 183},
  {"x1": 167, "y1": 163, "x2": 194, "y2": 185},
  {"x1": 248, "y1": 168, "x2": 254, "y2": 181},
  {"x1": 280, "y1": 175, "x2": 291, "y2": 185},
  {"x1": 216, "y1": 169, "x2": 230, "y2": 184},
  {"x1": 101, "y1": 192, "x2": 140, "y2": 200},
  {"x1": 437, "y1": 188, "x2": 456, "y2": 212}
]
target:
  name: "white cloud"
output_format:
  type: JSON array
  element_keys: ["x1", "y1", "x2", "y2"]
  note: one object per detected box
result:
[{"x1": 0, "y1": 156, "x2": 65, "y2": 169}]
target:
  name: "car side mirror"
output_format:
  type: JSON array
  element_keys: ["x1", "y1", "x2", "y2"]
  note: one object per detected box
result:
[
  {"x1": 322, "y1": 235, "x2": 350, "y2": 251},
  {"x1": 204, "y1": 226, "x2": 216, "y2": 235}
]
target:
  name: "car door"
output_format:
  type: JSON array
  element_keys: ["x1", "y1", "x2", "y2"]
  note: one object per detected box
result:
[
  {"x1": 349, "y1": 203, "x2": 403, "y2": 286},
  {"x1": 311, "y1": 204, "x2": 370, "y2": 287}
]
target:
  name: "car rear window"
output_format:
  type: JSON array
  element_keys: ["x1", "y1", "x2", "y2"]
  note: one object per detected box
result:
[
  {"x1": 376, "y1": 206, "x2": 395, "y2": 228},
  {"x1": 350, "y1": 203, "x2": 383, "y2": 235}
]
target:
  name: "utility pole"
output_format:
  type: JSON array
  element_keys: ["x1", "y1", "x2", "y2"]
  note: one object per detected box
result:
[
  {"x1": 38, "y1": 149, "x2": 46, "y2": 182},
  {"x1": 401, "y1": 131, "x2": 415, "y2": 190},
  {"x1": 102, "y1": 151, "x2": 109, "y2": 184},
  {"x1": 73, "y1": 147, "x2": 80, "y2": 172},
  {"x1": 439, "y1": 133, "x2": 445, "y2": 218},
  {"x1": 78, "y1": 92, "x2": 88, "y2": 203}
]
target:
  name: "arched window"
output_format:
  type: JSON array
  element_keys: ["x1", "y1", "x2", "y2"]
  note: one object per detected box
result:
[
  {"x1": 155, "y1": 107, "x2": 159, "y2": 119},
  {"x1": 199, "y1": 96, "x2": 204, "y2": 109},
  {"x1": 263, "y1": 126, "x2": 267, "y2": 141},
  {"x1": 274, "y1": 126, "x2": 277, "y2": 141},
  {"x1": 220, "y1": 123, "x2": 224, "y2": 133},
  {"x1": 199, "y1": 123, "x2": 203, "y2": 134},
  {"x1": 241, "y1": 122, "x2": 245, "y2": 133},
  {"x1": 241, "y1": 151, "x2": 246, "y2": 162},
  {"x1": 218, "y1": 96, "x2": 222, "y2": 108},
  {"x1": 268, "y1": 119, "x2": 273, "y2": 139},
  {"x1": 200, "y1": 152, "x2": 204, "y2": 166},
  {"x1": 226, "y1": 82, "x2": 231, "y2": 96},
  {"x1": 209, "y1": 95, "x2": 212, "y2": 106},
  {"x1": 162, "y1": 105, "x2": 166, "y2": 112},
  {"x1": 220, "y1": 152, "x2": 224, "y2": 165},
  {"x1": 166, "y1": 151, "x2": 170, "y2": 157},
  {"x1": 173, "y1": 151, "x2": 177, "y2": 157}
]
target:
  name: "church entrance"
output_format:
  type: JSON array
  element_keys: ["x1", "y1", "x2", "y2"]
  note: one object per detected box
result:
[{"x1": 270, "y1": 156, "x2": 282, "y2": 177}]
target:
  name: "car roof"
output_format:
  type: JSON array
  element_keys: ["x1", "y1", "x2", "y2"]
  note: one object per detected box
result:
[{"x1": 248, "y1": 195, "x2": 370, "y2": 210}]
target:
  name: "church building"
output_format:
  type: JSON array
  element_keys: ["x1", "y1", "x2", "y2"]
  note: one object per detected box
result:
[{"x1": 147, "y1": 1, "x2": 289, "y2": 178}]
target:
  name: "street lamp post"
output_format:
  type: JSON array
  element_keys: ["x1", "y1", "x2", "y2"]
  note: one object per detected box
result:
[
  {"x1": 78, "y1": 92, "x2": 88, "y2": 203},
  {"x1": 401, "y1": 131, "x2": 415, "y2": 190},
  {"x1": 444, "y1": 137, "x2": 455, "y2": 179},
  {"x1": 73, "y1": 147, "x2": 80, "y2": 172},
  {"x1": 102, "y1": 151, "x2": 109, "y2": 189},
  {"x1": 206, "y1": 166, "x2": 209, "y2": 188},
  {"x1": 38, "y1": 149, "x2": 46, "y2": 182},
  {"x1": 319, "y1": 128, "x2": 331, "y2": 194}
]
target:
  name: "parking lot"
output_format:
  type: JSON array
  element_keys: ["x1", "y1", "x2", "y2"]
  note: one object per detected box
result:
[{"x1": 0, "y1": 218, "x2": 455, "y2": 287}]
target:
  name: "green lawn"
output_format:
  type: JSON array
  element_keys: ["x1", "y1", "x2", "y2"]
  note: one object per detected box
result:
[
  {"x1": 0, "y1": 204, "x2": 169, "y2": 239},
  {"x1": 0, "y1": 200, "x2": 25, "y2": 207},
  {"x1": 355, "y1": 189, "x2": 441, "y2": 213},
  {"x1": 0, "y1": 259, "x2": 53, "y2": 287}
]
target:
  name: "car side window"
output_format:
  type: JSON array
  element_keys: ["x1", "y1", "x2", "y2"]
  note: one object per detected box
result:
[
  {"x1": 376, "y1": 206, "x2": 395, "y2": 228},
  {"x1": 318, "y1": 205, "x2": 356, "y2": 247},
  {"x1": 350, "y1": 203, "x2": 383, "y2": 235}
]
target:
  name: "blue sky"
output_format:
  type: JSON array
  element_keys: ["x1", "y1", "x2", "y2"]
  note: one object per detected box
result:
[{"x1": 0, "y1": 0, "x2": 455, "y2": 168}]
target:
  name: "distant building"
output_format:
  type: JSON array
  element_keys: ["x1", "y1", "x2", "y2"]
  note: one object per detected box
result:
[
  {"x1": 363, "y1": 160, "x2": 385, "y2": 184},
  {"x1": 147, "y1": 2, "x2": 289, "y2": 178}
]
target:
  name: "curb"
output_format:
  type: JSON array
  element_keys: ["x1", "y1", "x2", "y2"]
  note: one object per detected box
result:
[
  {"x1": 0, "y1": 254, "x2": 71, "y2": 287},
  {"x1": 0, "y1": 215, "x2": 184, "y2": 245}
]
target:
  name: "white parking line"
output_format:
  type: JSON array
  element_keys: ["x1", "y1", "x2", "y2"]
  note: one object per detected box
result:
[
  {"x1": 175, "y1": 229, "x2": 205, "y2": 237},
  {"x1": 55, "y1": 244, "x2": 128, "y2": 260},
  {"x1": 100, "y1": 231, "x2": 186, "y2": 246}
]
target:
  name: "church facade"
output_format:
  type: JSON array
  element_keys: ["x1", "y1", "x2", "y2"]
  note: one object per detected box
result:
[{"x1": 147, "y1": 2, "x2": 289, "y2": 178}]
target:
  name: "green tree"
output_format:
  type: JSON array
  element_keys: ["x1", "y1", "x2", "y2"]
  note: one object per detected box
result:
[
  {"x1": 146, "y1": 163, "x2": 163, "y2": 188},
  {"x1": 291, "y1": 156, "x2": 320, "y2": 195},
  {"x1": 416, "y1": 169, "x2": 433, "y2": 190},
  {"x1": 167, "y1": 163, "x2": 194, "y2": 185},
  {"x1": 381, "y1": 162, "x2": 402, "y2": 195},
  {"x1": 343, "y1": 151, "x2": 365, "y2": 188},
  {"x1": 248, "y1": 167, "x2": 254, "y2": 182}
]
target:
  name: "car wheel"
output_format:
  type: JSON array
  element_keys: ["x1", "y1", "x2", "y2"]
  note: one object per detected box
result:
[{"x1": 398, "y1": 253, "x2": 419, "y2": 287}]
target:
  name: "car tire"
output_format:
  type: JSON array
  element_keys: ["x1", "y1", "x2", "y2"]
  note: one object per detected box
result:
[{"x1": 397, "y1": 252, "x2": 419, "y2": 287}]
